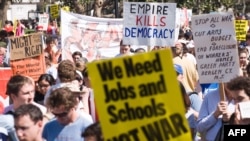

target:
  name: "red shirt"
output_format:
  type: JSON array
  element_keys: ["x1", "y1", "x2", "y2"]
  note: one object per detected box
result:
[{"x1": 4, "y1": 26, "x2": 13, "y2": 32}]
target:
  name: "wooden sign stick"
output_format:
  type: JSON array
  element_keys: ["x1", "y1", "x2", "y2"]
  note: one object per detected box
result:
[{"x1": 219, "y1": 82, "x2": 225, "y2": 101}]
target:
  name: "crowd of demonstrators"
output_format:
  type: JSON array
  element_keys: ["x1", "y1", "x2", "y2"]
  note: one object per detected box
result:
[{"x1": 2, "y1": 14, "x2": 250, "y2": 141}]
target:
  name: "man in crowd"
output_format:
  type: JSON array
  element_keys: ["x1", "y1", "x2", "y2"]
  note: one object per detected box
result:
[
  {"x1": 13, "y1": 104, "x2": 44, "y2": 141},
  {"x1": 81, "y1": 122, "x2": 103, "y2": 141},
  {"x1": 43, "y1": 87, "x2": 93, "y2": 140},
  {"x1": 197, "y1": 83, "x2": 235, "y2": 141},
  {"x1": 0, "y1": 75, "x2": 46, "y2": 141}
]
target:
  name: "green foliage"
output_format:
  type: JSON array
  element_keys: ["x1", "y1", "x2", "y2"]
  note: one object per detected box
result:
[{"x1": 177, "y1": 0, "x2": 236, "y2": 14}]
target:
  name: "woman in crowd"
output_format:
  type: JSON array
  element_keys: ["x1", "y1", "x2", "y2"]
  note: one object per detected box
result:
[
  {"x1": 35, "y1": 74, "x2": 55, "y2": 105},
  {"x1": 44, "y1": 36, "x2": 61, "y2": 65}
]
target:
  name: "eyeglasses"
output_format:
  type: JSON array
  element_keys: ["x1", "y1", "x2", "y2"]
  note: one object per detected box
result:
[{"x1": 52, "y1": 111, "x2": 69, "y2": 117}]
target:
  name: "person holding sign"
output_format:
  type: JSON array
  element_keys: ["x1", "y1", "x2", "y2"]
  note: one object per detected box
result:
[
  {"x1": 197, "y1": 84, "x2": 235, "y2": 141},
  {"x1": 44, "y1": 36, "x2": 61, "y2": 64},
  {"x1": 226, "y1": 76, "x2": 250, "y2": 125}
]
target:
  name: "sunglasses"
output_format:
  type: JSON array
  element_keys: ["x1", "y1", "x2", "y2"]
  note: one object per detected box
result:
[{"x1": 52, "y1": 111, "x2": 68, "y2": 117}]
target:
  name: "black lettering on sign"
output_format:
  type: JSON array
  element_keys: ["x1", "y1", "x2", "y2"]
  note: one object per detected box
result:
[
  {"x1": 211, "y1": 35, "x2": 232, "y2": 41},
  {"x1": 194, "y1": 18, "x2": 209, "y2": 25},
  {"x1": 139, "y1": 74, "x2": 167, "y2": 97},
  {"x1": 106, "y1": 128, "x2": 139, "y2": 141},
  {"x1": 26, "y1": 62, "x2": 39, "y2": 68},
  {"x1": 123, "y1": 53, "x2": 162, "y2": 77},
  {"x1": 206, "y1": 29, "x2": 221, "y2": 35},
  {"x1": 28, "y1": 68, "x2": 41, "y2": 73},
  {"x1": 108, "y1": 98, "x2": 166, "y2": 124},
  {"x1": 210, "y1": 17, "x2": 220, "y2": 23},
  {"x1": 25, "y1": 44, "x2": 43, "y2": 57},
  {"x1": 215, "y1": 56, "x2": 233, "y2": 62},
  {"x1": 141, "y1": 113, "x2": 188, "y2": 141},
  {"x1": 221, "y1": 15, "x2": 233, "y2": 22},
  {"x1": 104, "y1": 82, "x2": 136, "y2": 103},
  {"x1": 10, "y1": 35, "x2": 32, "y2": 50},
  {"x1": 201, "y1": 69, "x2": 222, "y2": 76},
  {"x1": 97, "y1": 61, "x2": 123, "y2": 81}
]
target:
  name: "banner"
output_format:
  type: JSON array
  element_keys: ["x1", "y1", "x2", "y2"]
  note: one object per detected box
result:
[
  {"x1": 61, "y1": 10, "x2": 123, "y2": 62},
  {"x1": 123, "y1": 2, "x2": 176, "y2": 47},
  {"x1": 88, "y1": 49, "x2": 191, "y2": 141},
  {"x1": 192, "y1": 12, "x2": 240, "y2": 83},
  {"x1": 10, "y1": 33, "x2": 43, "y2": 60}
]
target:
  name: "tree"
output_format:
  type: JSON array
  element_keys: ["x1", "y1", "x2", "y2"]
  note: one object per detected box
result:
[{"x1": 0, "y1": 0, "x2": 10, "y2": 28}]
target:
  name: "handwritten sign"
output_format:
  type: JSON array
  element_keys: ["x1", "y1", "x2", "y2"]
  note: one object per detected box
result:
[
  {"x1": 10, "y1": 33, "x2": 43, "y2": 60},
  {"x1": 50, "y1": 4, "x2": 59, "y2": 19},
  {"x1": 123, "y1": 2, "x2": 176, "y2": 46},
  {"x1": 234, "y1": 20, "x2": 248, "y2": 41},
  {"x1": 10, "y1": 54, "x2": 46, "y2": 81},
  {"x1": 192, "y1": 12, "x2": 240, "y2": 83},
  {"x1": 88, "y1": 49, "x2": 191, "y2": 141}
]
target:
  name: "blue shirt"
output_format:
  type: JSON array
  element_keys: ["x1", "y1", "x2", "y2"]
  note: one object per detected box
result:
[
  {"x1": 42, "y1": 114, "x2": 93, "y2": 141},
  {"x1": 197, "y1": 89, "x2": 234, "y2": 141}
]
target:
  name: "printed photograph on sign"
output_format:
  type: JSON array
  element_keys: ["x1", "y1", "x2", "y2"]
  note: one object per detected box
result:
[{"x1": 87, "y1": 49, "x2": 192, "y2": 141}]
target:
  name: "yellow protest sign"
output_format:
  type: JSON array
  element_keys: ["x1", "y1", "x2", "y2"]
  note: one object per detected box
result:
[
  {"x1": 235, "y1": 20, "x2": 248, "y2": 41},
  {"x1": 88, "y1": 49, "x2": 192, "y2": 141},
  {"x1": 50, "y1": 4, "x2": 59, "y2": 18}
]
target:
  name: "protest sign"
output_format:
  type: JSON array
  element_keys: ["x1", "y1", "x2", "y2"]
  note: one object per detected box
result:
[
  {"x1": 88, "y1": 49, "x2": 191, "y2": 141},
  {"x1": 10, "y1": 33, "x2": 43, "y2": 60},
  {"x1": 50, "y1": 4, "x2": 59, "y2": 19},
  {"x1": 10, "y1": 33, "x2": 45, "y2": 81},
  {"x1": 234, "y1": 20, "x2": 248, "y2": 41},
  {"x1": 192, "y1": 12, "x2": 240, "y2": 83},
  {"x1": 10, "y1": 54, "x2": 46, "y2": 81},
  {"x1": 38, "y1": 13, "x2": 49, "y2": 31},
  {"x1": 61, "y1": 10, "x2": 123, "y2": 62},
  {"x1": 123, "y1": 2, "x2": 176, "y2": 47}
]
